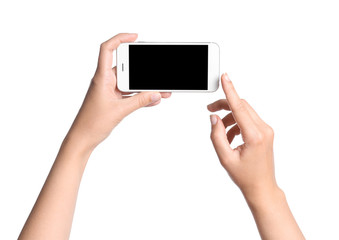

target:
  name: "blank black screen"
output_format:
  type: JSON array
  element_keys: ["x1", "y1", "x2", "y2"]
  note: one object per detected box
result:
[{"x1": 129, "y1": 45, "x2": 208, "y2": 90}]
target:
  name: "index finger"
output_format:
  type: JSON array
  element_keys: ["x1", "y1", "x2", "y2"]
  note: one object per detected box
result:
[
  {"x1": 221, "y1": 73, "x2": 257, "y2": 134},
  {"x1": 97, "y1": 33, "x2": 138, "y2": 72}
]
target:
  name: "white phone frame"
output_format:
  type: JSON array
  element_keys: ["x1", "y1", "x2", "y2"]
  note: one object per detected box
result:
[{"x1": 117, "y1": 42, "x2": 220, "y2": 92}]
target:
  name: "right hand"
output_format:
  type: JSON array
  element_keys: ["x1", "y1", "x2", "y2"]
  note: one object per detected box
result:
[{"x1": 208, "y1": 73, "x2": 278, "y2": 199}]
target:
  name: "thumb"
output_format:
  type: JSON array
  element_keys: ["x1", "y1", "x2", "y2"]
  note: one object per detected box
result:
[
  {"x1": 210, "y1": 114, "x2": 233, "y2": 163},
  {"x1": 123, "y1": 92, "x2": 161, "y2": 114}
]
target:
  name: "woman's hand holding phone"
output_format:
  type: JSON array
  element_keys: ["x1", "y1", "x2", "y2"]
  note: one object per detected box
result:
[
  {"x1": 68, "y1": 33, "x2": 171, "y2": 152},
  {"x1": 18, "y1": 33, "x2": 171, "y2": 240}
]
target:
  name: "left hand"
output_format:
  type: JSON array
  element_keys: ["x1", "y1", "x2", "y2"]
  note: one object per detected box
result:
[{"x1": 68, "y1": 33, "x2": 171, "y2": 151}]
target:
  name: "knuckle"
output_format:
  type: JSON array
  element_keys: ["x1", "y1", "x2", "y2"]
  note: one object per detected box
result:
[
  {"x1": 241, "y1": 99, "x2": 248, "y2": 105},
  {"x1": 100, "y1": 42, "x2": 107, "y2": 51},
  {"x1": 138, "y1": 95, "x2": 148, "y2": 107},
  {"x1": 235, "y1": 99, "x2": 247, "y2": 112},
  {"x1": 210, "y1": 131, "x2": 216, "y2": 141},
  {"x1": 249, "y1": 125, "x2": 274, "y2": 145},
  {"x1": 220, "y1": 99, "x2": 227, "y2": 105},
  {"x1": 265, "y1": 124, "x2": 274, "y2": 139},
  {"x1": 210, "y1": 131, "x2": 220, "y2": 142},
  {"x1": 90, "y1": 77, "x2": 99, "y2": 86},
  {"x1": 250, "y1": 131, "x2": 265, "y2": 145}
]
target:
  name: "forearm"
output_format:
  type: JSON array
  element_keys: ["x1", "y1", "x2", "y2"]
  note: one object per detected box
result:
[
  {"x1": 244, "y1": 187, "x2": 305, "y2": 240},
  {"x1": 19, "y1": 132, "x2": 93, "y2": 240}
]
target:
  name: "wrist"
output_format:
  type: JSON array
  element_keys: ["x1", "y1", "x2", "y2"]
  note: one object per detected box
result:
[
  {"x1": 60, "y1": 130, "x2": 95, "y2": 162},
  {"x1": 243, "y1": 184, "x2": 285, "y2": 210}
]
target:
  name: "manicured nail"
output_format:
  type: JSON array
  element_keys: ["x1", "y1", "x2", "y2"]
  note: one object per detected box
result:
[
  {"x1": 224, "y1": 73, "x2": 231, "y2": 81},
  {"x1": 151, "y1": 93, "x2": 161, "y2": 102},
  {"x1": 210, "y1": 115, "x2": 217, "y2": 125}
]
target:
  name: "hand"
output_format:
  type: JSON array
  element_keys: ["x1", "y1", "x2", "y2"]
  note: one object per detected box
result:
[
  {"x1": 208, "y1": 73, "x2": 277, "y2": 198},
  {"x1": 68, "y1": 33, "x2": 171, "y2": 151},
  {"x1": 208, "y1": 73, "x2": 305, "y2": 240}
]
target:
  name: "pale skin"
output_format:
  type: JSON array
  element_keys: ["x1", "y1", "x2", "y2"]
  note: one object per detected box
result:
[
  {"x1": 208, "y1": 73, "x2": 305, "y2": 240},
  {"x1": 18, "y1": 33, "x2": 171, "y2": 240},
  {"x1": 19, "y1": 33, "x2": 304, "y2": 240}
]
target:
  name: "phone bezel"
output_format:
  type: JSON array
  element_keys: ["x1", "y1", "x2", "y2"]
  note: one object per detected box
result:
[{"x1": 117, "y1": 42, "x2": 219, "y2": 92}]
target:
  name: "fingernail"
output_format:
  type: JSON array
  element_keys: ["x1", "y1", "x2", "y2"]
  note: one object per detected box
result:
[
  {"x1": 151, "y1": 93, "x2": 161, "y2": 102},
  {"x1": 224, "y1": 73, "x2": 231, "y2": 81},
  {"x1": 210, "y1": 115, "x2": 217, "y2": 125}
]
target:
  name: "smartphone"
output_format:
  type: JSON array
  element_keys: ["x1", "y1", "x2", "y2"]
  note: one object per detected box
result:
[{"x1": 117, "y1": 42, "x2": 220, "y2": 92}]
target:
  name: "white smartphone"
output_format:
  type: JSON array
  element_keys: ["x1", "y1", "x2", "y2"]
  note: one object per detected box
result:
[{"x1": 117, "y1": 42, "x2": 220, "y2": 92}]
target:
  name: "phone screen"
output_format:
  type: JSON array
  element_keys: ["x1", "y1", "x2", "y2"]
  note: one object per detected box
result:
[{"x1": 129, "y1": 45, "x2": 208, "y2": 90}]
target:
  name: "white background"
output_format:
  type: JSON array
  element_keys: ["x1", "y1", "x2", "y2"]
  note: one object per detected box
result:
[{"x1": 1, "y1": 0, "x2": 338, "y2": 239}]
